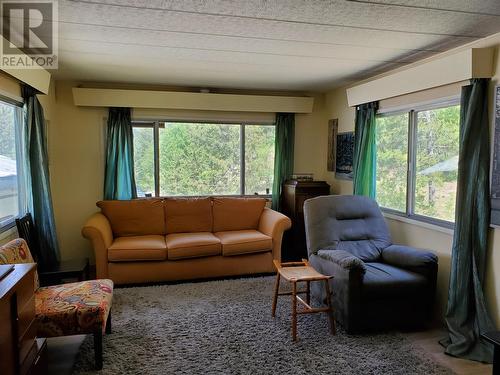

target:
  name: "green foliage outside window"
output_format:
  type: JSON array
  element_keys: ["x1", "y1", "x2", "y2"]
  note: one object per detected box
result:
[
  {"x1": 133, "y1": 122, "x2": 275, "y2": 197},
  {"x1": 159, "y1": 123, "x2": 241, "y2": 196},
  {"x1": 415, "y1": 106, "x2": 459, "y2": 222},
  {"x1": 375, "y1": 105, "x2": 460, "y2": 223},
  {"x1": 376, "y1": 113, "x2": 408, "y2": 212}
]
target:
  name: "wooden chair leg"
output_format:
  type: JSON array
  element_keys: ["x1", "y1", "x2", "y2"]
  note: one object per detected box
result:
[
  {"x1": 324, "y1": 279, "x2": 336, "y2": 335},
  {"x1": 94, "y1": 330, "x2": 103, "y2": 370},
  {"x1": 292, "y1": 280, "x2": 297, "y2": 342},
  {"x1": 272, "y1": 273, "x2": 280, "y2": 317},
  {"x1": 306, "y1": 280, "x2": 310, "y2": 305},
  {"x1": 105, "y1": 311, "x2": 112, "y2": 334}
]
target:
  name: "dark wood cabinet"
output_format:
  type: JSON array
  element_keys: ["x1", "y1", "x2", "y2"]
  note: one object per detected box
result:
[
  {"x1": 281, "y1": 180, "x2": 330, "y2": 261},
  {"x1": 0, "y1": 264, "x2": 47, "y2": 375}
]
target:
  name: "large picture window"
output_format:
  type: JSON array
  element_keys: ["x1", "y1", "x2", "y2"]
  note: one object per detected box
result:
[
  {"x1": 133, "y1": 122, "x2": 275, "y2": 197},
  {"x1": 0, "y1": 99, "x2": 24, "y2": 231},
  {"x1": 375, "y1": 101, "x2": 460, "y2": 225}
]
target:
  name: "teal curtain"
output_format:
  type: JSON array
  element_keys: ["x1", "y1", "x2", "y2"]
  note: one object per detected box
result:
[
  {"x1": 22, "y1": 86, "x2": 60, "y2": 270},
  {"x1": 272, "y1": 113, "x2": 295, "y2": 211},
  {"x1": 353, "y1": 102, "x2": 378, "y2": 198},
  {"x1": 103, "y1": 108, "x2": 137, "y2": 200},
  {"x1": 440, "y1": 79, "x2": 494, "y2": 363}
]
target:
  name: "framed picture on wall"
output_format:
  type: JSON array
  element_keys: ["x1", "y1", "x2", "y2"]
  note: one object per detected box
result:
[
  {"x1": 491, "y1": 85, "x2": 500, "y2": 226},
  {"x1": 336, "y1": 131, "x2": 354, "y2": 180}
]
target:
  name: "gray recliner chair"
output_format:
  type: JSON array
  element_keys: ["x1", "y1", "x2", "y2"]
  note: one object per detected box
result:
[{"x1": 304, "y1": 195, "x2": 438, "y2": 333}]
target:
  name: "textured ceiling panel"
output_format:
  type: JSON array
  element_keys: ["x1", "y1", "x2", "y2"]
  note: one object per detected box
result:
[
  {"x1": 69, "y1": 0, "x2": 500, "y2": 36},
  {"x1": 52, "y1": 0, "x2": 500, "y2": 90},
  {"x1": 350, "y1": 0, "x2": 500, "y2": 15}
]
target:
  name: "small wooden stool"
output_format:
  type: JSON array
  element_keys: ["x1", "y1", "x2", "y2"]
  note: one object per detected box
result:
[{"x1": 272, "y1": 259, "x2": 336, "y2": 341}]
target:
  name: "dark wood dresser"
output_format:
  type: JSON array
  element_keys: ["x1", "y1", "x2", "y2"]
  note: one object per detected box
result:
[
  {"x1": 0, "y1": 264, "x2": 47, "y2": 375},
  {"x1": 281, "y1": 180, "x2": 330, "y2": 261}
]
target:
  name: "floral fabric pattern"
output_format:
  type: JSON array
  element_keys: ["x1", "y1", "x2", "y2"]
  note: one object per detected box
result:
[
  {"x1": 36, "y1": 279, "x2": 114, "y2": 336},
  {"x1": 0, "y1": 238, "x2": 39, "y2": 289}
]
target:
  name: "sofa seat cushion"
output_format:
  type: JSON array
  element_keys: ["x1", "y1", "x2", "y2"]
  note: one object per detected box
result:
[
  {"x1": 215, "y1": 230, "x2": 272, "y2": 256},
  {"x1": 108, "y1": 235, "x2": 167, "y2": 262},
  {"x1": 362, "y1": 262, "x2": 428, "y2": 299},
  {"x1": 166, "y1": 232, "x2": 221, "y2": 260}
]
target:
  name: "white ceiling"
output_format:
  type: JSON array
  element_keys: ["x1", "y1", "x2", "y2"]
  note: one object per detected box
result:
[{"x1": 54, "y1": 0, "x2": 500, "y2": 91}]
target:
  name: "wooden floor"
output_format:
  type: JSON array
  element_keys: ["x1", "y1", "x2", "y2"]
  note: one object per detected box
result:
[
  {"x1": 47, "y1": 329, "x2": 492, "y2": 374},
  {"x1": 405, "y1": 329, "x2": 492, "y2": 375}
]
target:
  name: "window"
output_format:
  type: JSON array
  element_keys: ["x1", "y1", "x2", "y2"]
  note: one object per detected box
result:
[
  {"x1": 376, "y1": 113, "x2": 408, "y2": 212},
  {"x1": 133, "y1": 122, "x2": 275, "y2": 197},
  {"x1": 133, "y1": 126, "x2": 155, "y2": 196},
  {"x1": 0, "y1": 99, "x2": 23, "y2": 231},
  {"x1": 375, "y1": 101, "x2": 460, "y2": 225}
]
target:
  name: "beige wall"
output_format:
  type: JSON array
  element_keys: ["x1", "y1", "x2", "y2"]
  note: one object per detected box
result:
[
  {"x1": 317, "y1": 40, "x2": 500, "y2": 327},
  {"x1": 49, "y1": 81, "x2": 108, "y2": 261},
  {"x1": 294, "y1": 93, "x2": 328, "y2": 180}
]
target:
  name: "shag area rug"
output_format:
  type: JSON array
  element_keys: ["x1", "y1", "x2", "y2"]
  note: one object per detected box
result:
[{"x1": 73, "y1": 276, "x2": 452, "y2": 375}]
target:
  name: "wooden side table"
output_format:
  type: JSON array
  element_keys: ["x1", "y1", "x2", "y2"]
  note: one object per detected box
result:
[
  {"x1": 272, "y1": 259, "x2": 336, "y2": 341},
  {"x1": 482, "y1": 331, "x2": 500, "y2": 375},
  {"x1": 281, "y1": 180, "x2": 330, "y2": 261}
]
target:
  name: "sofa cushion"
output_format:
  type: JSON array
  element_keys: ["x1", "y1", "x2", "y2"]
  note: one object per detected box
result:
[
  {"x1": 165, "y1": 197, "x2": 213, "y2": 234},
  {"x1": 166, "y1": 232, "x2": 221, "y2": 260},
  {"x1": 362, "y1": 262, "x2": 428, "y2": 299},
  {"x1": 215, "y1": 230, "x2": 272, "y2": 256},
  {"x1": 212, "y1": 197, "x2": 266, "y2": 232},
  {"x1": 97, "y1": 199, "x2": 166, "y2": 236},
  {"x1": 108, "y1": 235, "x2": 167, "y2": 262}
]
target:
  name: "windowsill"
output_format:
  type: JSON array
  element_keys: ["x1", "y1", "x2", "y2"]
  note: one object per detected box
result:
[
  {"x1": 382, "y1": 211, "x2": 454, "y2": 236},
  {"x1": 139, "y1": 194, "x2": 272, "y2": 200},
  {"x1": 0, "y1": 221, "x2": 16, "y2": 240},
  {"x1": 0, "y1": 219, "x2": 16, "y2": 236}
]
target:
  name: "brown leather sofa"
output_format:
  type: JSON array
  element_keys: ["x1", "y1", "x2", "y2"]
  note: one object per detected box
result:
[{"x1": 82, "y1": 197, "x2": 291, "y2": 285}]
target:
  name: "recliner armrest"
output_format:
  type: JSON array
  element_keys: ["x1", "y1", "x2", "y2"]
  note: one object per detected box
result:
[
  {"x1": 381, "y1": 245, "x2": 437, "y2": 269},
  {"x1": 317, "y1": 249, "x2": 366, "y2": 272}
]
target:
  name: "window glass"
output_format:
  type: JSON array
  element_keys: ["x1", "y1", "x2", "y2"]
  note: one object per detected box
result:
[
  {"x1": 133, "y1": 126, "x2": 155, "y2": 197},
  {"x1": 375, "y1": 113, "x2": 408, "y2": 212},
  {"x1": 158, "y1": 122, "x2": 241, "y2": 196},
  {"x1": 415, "y1": 105, "x2": 460, "y2": 222},
  {"x1": 0, "y1": 101, "x2": 19, "y2": 228},
  {"x1": 245, "y1": 125, "x2": 275, "y2": 195}
]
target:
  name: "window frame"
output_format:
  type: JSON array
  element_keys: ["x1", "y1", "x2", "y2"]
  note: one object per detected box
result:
[
  {"x1": 0, "y1": 94, "x2": 24, "y2": 234},
  {"x1": 376, "y1": 96, "x2": 460, "y2": 229},
  {"x1": 132, "y1": 120, "x2": 275, "y2": 198}
]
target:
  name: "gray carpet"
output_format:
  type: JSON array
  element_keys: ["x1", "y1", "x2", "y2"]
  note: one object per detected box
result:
[{"x1": 73, "y1": 276, "x2": 452, "y2": 375}]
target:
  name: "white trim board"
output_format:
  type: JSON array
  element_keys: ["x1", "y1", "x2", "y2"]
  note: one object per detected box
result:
[
  {"x1": 347, "y1": 48, "x2": 494, "y2": 107},
  {"x1": 72, "y1": 87, "x2": 314, "y2": 113},
  {"x1": 0, "y1": 37, "x2": 51, "y2": 95}
]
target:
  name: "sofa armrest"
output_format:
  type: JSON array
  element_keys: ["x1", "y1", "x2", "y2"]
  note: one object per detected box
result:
[
  {"x1": 317, "y1": 249, "x2": 366, "y2": 272},
  {"x1": 258, "y1": 207, "x2": 291, "y2": 261},
  {"x1": 82, "y1": 212, "x2": 113, "y2": 279},
  {"x1": 381, "y1": 245, "x2": 437, "y2": 269}
]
